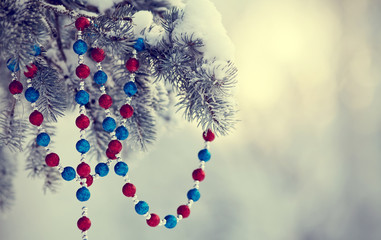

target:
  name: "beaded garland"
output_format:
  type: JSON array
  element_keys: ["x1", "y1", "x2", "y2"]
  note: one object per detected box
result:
[{"x1": 7, "y1": 16, "x2": 217, "y2": 239}]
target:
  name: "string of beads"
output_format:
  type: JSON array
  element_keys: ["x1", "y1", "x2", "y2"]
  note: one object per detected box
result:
[{"x1": 5, "y1": 16, "x2": 217, "y2": 240}]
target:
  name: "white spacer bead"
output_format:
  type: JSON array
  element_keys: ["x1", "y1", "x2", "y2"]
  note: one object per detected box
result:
[
  {"x1": 199, "y1": 161, "x2": 205, "y2": 170},
  {"x1": 99, "y1": 85, "x2": 106, "y2": 94},
  {"x1": 159, "y1": 219, "x2": 166, "y2": 226},
  {"x1": 123, "y1": 175, "x2": 131, "y2": 182},
  {"x1": 96, "y1": 62, "x2": 102, "y2": 70},
  {"x1": 80, "y1": 130, "x2": 86, "y2": 139},
  {"x1": 82, "y1": 206, "x2": 88, "y2": 216},
  {"x1": 187, "y1": 199, "x2": 194, "y2": 208},
  {"x1": 132, "y1": 196, "x2": 139, "y2": 205},
  {"x1": 177, "y1": 215, "x2": 183, "y2": 221},
  {"x1": 78, "y1": 56, "x2": 84, "y2": 65},
  {"x1": 79, "y1": 106, "x2": 86, "y2": 115},
  {"x1": 120, "y1": 118, "x2": 127, "y2": 126},
  {"x1": 193, "y1": 181, "x2": 200, "y2": 189},
  {"x1": 144, "y1": 213, "x2": 151, "y2": 220},
  {"x1": 125, "y1": 97, "x2": 132, "y2": 105}
]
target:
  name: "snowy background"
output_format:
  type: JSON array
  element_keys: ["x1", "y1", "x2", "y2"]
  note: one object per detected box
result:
[{"x1": 2, "y1": 0, "x2": 381, "y2": 239}]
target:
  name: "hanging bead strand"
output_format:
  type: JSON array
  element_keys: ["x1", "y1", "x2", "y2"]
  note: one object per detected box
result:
[
  {"x1": 90, "y1": 47, "x2": 113, "y2": 177},
  {"x1": 73, "y1": 16, "x2": 92, "y2": 240}
]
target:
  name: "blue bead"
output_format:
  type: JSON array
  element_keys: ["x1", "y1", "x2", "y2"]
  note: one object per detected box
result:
[
  {"x1": 102, "y1": 117, "x2": 116, "y2": 132},
  {"x1": 133, "y1": 38, "x2": 145, "y2": 52},
  {"x1": 135, "y1": 201, "x2": 149, "y2": 215},
  {"x1": 36, "y1": 132, "x2": 50, "y2": 147},
  {"x1": 115, "y1": 126, "x2": 129, "y2": 140},
  {"x1": 93, "y1": 70, "x2": 108, "y2": 85},
  {"x1": 123, "y1": 81, "x2": 137, "y2": 97},
  {"x1": 95, "y1": 162, "x2": 109, "y2": 177},
  {"x1": 61, "y1": 167, "x2": 76, "y2": 181},
  {"x1": 25, "y1": 87, "x2": 40, "y2": 103},
  {"x1": 73, "y1": 40, "x2": 88, "y2": 55},
  {"x1": 164, "y1": 215, "x2": 177, "y2": 229},
  {"x1": 6, "y1": 58, "x2": 19, "y2": 72},
  {"x1": 76, "y1": 139, "x2": 90, "y2": 153},
  {"x1": 75, "y1": 90, "x2": 89, "y2": 105},
  {"x1": 187, "y1": 188, "x2": 200, "y2": 202},
  {"x1": 114, "y1": 161, "x2": 128, "y2": 176},
  {"x1": 198, "y1": 149, "x2": 211, "y2": 162},
  {"x1": 76, "y1": 187, "x2": 91, "y2": 202},
  {"x1": 31, "y1": 45, "x2": 41, "y2": 56}
]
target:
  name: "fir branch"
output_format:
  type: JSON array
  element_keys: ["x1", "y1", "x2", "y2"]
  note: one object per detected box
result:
[
  {"x1": 42, "y1": 167, "x2": 61, "y2": 194},
  {"x1": 25, "y1": 126, "x2": 61, "y2": 193},
  {"x1": 32, "y1": 65, "x2": 67, "y2": 122},
  {"x1": 84, "y1": 14, "x2": 135, "y2": 57},
  {"x1": 128, "y1": 0, "x2": 172, "y2": 15},
  {"x1": 177, "y1": 60, "x2": 238, "y2": 135},
  {"x1": 160, "y1": 7, "x2": 183, "y2": 34},
  {"x1": 0, "y1": 99, "x2": 29, "y2": 152},
  {"x1": 174, "y1": 33, "x2": 204, "y2": 56},
  {"x1": 0, "y1": 2, "x2": 50, "y2": 67},
  {"x1": 0, "y1": 146, "x2": 16, "y2": 212},
  {"x1": 0, "y1": 0, "x2": 16, "y2": 18},
  {"x1": 153, "y1": 46, "x2": 192, "y2": 89},
  {"x1": 54, "y1": 12, "x2": 67, "y2": 62},
  {"x1": 35, "y1": 1, "x2": 97, "y2": 20},
  {"x1": 127, "y1": 75, "x2": 157, "y2": 150}
]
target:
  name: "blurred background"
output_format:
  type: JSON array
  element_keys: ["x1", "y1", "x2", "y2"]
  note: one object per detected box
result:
[{"x1": 2, "y1": 0, "x2": 381, "y2": 239}]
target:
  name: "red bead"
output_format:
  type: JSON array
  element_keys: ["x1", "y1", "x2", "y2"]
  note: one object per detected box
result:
[
  {"x1": 98, "y1": 94, "x2": 113, "y2": 109},
  {"x1": 76, "y1": 64, "x2": 90, "y2": 79},
  {"x1": 83, "y1": 175, "x2": 93, "y2": 187},
  {"x1": 122, "y1": 183, "x2": 136, "y2": 197},
  {"x1": 120, "y1": 104, "x2": 134, "y2": 118},
  {"x1": 75, "y1": 17, "x2": 90, "y2": 31},
  {"x1": 125, "y1": 58, "x2": 139, "y2": 73},
  {"x1": 76, "y1": 114, "x2": 90, "y2": 129},
  {"x1": 91, "y1": 48, "x2": 105, "y2": 62},
  {"x1": 45, "y1": 153, "x2": 60, "y2": 167},
  {"x1": 146, "y1": 213, "x2": 160, "y2": 227},
  {"x1": 203, "y1": 129, "x2": 215, "y2": 142},
  {"x1": 29, "y1": 110, "x2": 43, "y2": 126},
  {"x1": 106, "y1": 148, "x2": 117, "y2": 160},
  {"x1": 177, "y1": 205, "x2": 190, "y2": 218},
  {"x1": 77, "y1": 216, "x2": 91, "y2": 231},
  {"x1": 24, "y1": 64, "x2": 38, "y2": 78},
  {"x1": 108, "y1": 140, "x2": 122, "y2": 154},
  {"x1": 77, "y1": 162, "x2": 91, "y2": 178},
  {"x1": 192, "y1": 168, "x2": 205, "y2": 182},
  {"x1": 9, "y1": 80, "x2": 23, "y2": 95}
]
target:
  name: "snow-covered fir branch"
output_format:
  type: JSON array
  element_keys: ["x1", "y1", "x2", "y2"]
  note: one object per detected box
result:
[{"x1": 0, "y1": 0, "x2": 237, "y2": 211}]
